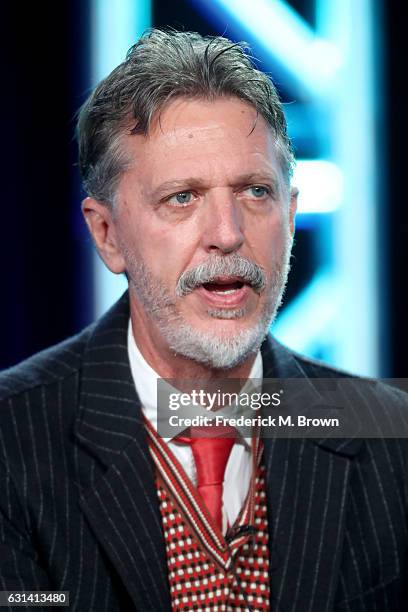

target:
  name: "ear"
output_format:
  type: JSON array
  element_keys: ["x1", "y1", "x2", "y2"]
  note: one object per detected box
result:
[
  {"x1": 81, "y1": 197, "x2": 126, "y2": 274},
  {"x1": 289, "y1": 186, "x2": 298, "y2": 237}
]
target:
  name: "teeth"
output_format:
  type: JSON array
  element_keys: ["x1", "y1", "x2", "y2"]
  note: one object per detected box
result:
[{"x1": 213, "y1": 288, "x2": 238, "y2": 294}]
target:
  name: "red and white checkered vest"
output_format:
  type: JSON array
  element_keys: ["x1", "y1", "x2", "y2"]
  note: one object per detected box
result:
[{"x1": 145, "y1": 420, "x2": 271, "y2": 611}]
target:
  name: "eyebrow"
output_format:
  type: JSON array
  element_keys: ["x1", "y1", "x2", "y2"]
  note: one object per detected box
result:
[{"x1": 151, "y1": 172, "x2": 280, "y2": 199}]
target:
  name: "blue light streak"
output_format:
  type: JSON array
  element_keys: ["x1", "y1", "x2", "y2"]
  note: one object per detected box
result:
[{"x1": 91, "y1": 0, "x2": 151, "y2": 317}]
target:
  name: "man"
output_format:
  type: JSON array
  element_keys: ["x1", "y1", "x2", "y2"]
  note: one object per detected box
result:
[{"x1": 0, "y1": 29, "x2": 407, "y2": 611}]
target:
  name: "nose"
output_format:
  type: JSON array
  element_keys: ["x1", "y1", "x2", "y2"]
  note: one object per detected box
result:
[{"x1": 201, "y1": 190, "x2": 245, "y2": 254}]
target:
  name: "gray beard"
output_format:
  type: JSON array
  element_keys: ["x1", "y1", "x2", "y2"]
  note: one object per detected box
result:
[{"x1": 124, "y1": 238, "x2": 292, "y2": 370}]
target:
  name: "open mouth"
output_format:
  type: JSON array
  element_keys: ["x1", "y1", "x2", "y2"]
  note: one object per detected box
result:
[
  {"x1": 202, "y1": 279, "x2": 245, "y2": 294},
  {"x1": 196, "y1": 276, "x2": 251, "y2": 307}
]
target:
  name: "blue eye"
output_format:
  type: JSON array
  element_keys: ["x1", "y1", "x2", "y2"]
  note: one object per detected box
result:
[
  {"x1": 248, "y1": 185, "x2": 270, "y2": 198},
  {"x1": 168, "y1": 191, "x2": 193, "y2": 206}
]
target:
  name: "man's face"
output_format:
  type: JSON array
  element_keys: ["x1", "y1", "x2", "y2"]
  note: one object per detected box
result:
[{"x1": 95, "y1": 97, "x2": 296, "y2": 369}]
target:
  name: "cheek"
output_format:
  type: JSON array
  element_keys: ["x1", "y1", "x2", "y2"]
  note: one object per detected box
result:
[
  {"x1": 248, "y1": 212, "x2": 288, "y2": 260},
  {"x1": 123, "y1": 215, "x2": 197, "y2": 283}
]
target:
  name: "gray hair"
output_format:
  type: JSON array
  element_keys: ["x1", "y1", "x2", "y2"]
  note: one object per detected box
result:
[{"x1": 77, "y1": 28, "x2": 295, "y2": 206}]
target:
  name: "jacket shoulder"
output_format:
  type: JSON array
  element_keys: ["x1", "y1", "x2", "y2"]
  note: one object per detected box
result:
[
  {"x1": 288, "y1": 349, "x2": 353, "y2": 378},
  {"x1": 293, "y1": 348, "x2": 408, "y2": 402},
  {"x1": 264, "y1": 335, "x2": 355, "y2": 379},
  {"x1": 0, "y1": 323, "x2": 95, "y2": 402},
  {"x1": 266, "y1": 335, "x2": 408, "y2": 406}
]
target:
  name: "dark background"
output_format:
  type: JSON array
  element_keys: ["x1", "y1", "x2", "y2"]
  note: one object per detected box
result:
[{"x1": 0, "y1": 1, "x2": 406, "y2": 377}]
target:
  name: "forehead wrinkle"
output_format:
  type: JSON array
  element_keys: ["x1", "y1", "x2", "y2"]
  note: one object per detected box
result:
[
  {"x1": 150, "y1": 105, "x2": 260, "y2": 148},
  {"x1": 129, "y1": 105, "x2": 272, "y2": 164},
  {"x1": 153, "y1": 124, "x2": 242, "y2": 150}
]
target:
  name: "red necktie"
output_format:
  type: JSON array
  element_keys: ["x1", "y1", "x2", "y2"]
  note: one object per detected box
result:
[{"x1": 178, "y1": 425, "x2": 236, "y2": 531}]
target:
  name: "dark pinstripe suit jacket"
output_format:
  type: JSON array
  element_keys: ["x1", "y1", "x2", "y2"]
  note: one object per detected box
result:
[{"x1": 1, "y1": 292, "x2": 408, "y2": 611}]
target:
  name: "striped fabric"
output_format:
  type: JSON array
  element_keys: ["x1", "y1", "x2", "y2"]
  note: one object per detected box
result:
[{"x1": 0, "y1": 291, "x2": 407, "y2": 610}]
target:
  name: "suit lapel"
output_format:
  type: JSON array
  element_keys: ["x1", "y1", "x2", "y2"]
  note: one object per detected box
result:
[
  {"x1": 261, "y1": 337, "x2": 362, "y2": 611},
  {"x1": 73, "y1": 293, "x2": 171, "y2": 611}
]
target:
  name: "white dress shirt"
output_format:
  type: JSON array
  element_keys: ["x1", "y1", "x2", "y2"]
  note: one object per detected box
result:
[{"x1": 127, "y1": 320, "x2": 263, "y2": 530}]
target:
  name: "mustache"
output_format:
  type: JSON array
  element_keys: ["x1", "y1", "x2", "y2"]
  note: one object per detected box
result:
[{"x1": 176, "y1": 254, "x2": 266, "y2": 297}]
